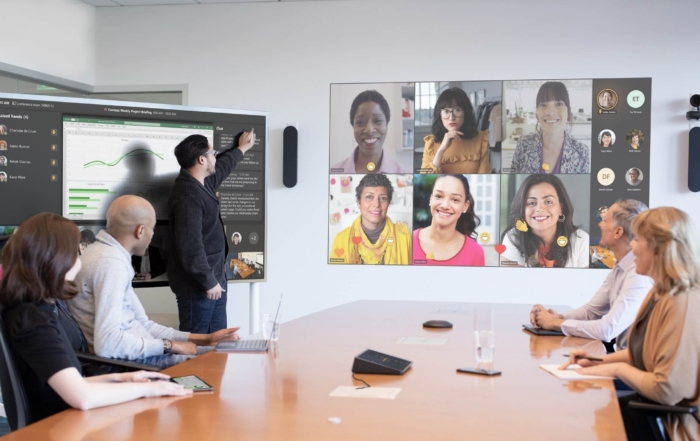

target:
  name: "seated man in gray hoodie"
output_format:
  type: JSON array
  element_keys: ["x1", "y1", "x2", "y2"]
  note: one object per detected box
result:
[{"x1": 69, "y1": 195, "x2": 240, "y2": 367}]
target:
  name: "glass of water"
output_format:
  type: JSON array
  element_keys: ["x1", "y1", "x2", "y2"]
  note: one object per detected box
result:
[
  {"x1": 261, "y1": 313, "x2": 282, "y2": 341},
  {"x1": 474, "y1": 330, "x2": 495, "y2": 363}
]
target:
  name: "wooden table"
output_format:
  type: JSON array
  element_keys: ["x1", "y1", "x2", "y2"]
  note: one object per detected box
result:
[{"x1": 4, "y1": 301, "x2": 626, "y2": 440}]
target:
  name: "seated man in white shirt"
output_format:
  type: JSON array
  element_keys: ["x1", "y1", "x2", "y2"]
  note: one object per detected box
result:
[
  {"x1": 530, "y1": 199, "x2": 653, "y2": 349},
  {"x1": 69, "y1": 195, "x2": 241, "y2": 368}
]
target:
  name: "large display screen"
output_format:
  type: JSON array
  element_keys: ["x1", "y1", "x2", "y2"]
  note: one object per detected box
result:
[
  {"x1": 328, "y1": 78, "x2": 651, "y2": 268},
  {"x1": 0, "y1": 93, "x2": 267, "y2": 285}
]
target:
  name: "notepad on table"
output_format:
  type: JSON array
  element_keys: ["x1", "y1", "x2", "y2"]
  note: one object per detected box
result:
[
  {"x1": 329, "y1": 386, "x2": 402, "y2": 400},
  {"x1": 395, "y1": 337, "x2": 448, "y2": 345},
  {"x1": 540, "y1": 364, "x2": 615, "y2": 380}
]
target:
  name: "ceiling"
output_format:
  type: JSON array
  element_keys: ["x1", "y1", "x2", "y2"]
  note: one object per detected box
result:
[{"x1": 80, "y1": 0, "x2": 336, "y2": 5}]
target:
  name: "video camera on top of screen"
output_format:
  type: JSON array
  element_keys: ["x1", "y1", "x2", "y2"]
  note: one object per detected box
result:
[{"x1": 687, "y1": 94, "x2": 700, "y2": 120}]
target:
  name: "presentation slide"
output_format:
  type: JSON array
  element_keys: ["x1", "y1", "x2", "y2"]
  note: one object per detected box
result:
[
  {"x1": 0, "y1": 94, "x2": 267, "y2": 285},
  {"x1": 328, "y1": 78, "x2": 651, "y2": 269},
  {"x1": 63, "y1": 117, "x2": 213, "y2": 220}
]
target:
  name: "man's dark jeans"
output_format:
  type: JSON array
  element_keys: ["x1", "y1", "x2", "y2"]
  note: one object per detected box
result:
[{"x1": 175, "y1": 289, "x2": 227, "y2": 333}]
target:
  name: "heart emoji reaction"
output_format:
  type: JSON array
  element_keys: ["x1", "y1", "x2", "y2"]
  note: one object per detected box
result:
[
  {"x1": 352, "y1": 236, "x2": 362, "y2": 245},
  {"x1": 333, "y1": 248, "x2": 344, "y2": 257},
  {"x1": 495, "y1": 244, "x2": 506, "y2": 255}
]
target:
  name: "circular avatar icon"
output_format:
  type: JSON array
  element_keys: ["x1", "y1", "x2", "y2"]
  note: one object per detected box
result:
[
  {"x1": 626, "y1": 129, "x2": 644, "y2": 150},
  {"x1": 597, "y1": 89, "x2": 618, "y2": 110},
  {"x1": 626, "y1": 168, "x2": 644, "y2": 186},
  {"x1": 598, "y1": 129, "x2": 616, "y2": 148},
  {"x1": 597, "y1": 168, "x2": 615, "y2": 186},
  {"x1": 596, "y1": 206, "x2": 609, "y2": 222},
  {"x1": 627, "y1": 90, "x2": 645, "y2": 109}
]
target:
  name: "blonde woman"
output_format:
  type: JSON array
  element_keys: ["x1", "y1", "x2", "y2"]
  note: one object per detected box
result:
[{"x1": 562, "y1": 207, "x2": 700, "y2": 441}]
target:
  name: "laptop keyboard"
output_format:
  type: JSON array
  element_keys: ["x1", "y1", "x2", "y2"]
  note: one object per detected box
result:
[{"x1": 237, "y1": 339, "x2": 266, "y2": 349}]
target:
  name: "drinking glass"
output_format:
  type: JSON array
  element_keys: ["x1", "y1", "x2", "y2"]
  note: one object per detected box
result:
[
  {"x1": 261, "y1": 313, "x2": 282, "y2": 341},
  {"x1": 474, "y1": 330, "x2": 495, "y2": 363}
]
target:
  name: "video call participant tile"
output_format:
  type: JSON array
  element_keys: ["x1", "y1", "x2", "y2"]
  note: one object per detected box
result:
[
  {"x1": 328, "y1": 174, "x2": 413, "y2": 265},
  {"x1": 329, "y1": 83, "x2": 414, "y2": 175},
  {"x1": 412, "y1": 174, "x2": 500, "y2": 267},
  {"x1": 413, "y1": 81, "x2": 502, "y2": 175},
  {"x1": 502, "y1": 79, "x2": 592, "y2": 174},
  {"x1": 498, "y1": 174, "x2": 591, "y2": 268}
]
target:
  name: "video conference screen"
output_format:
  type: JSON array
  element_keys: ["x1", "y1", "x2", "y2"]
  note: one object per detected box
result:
[
  {"x1": 0, "y1": 93, "x2": 267, "y2": 285},
  {"x1": 328, "y1": 78, "x2": 651, "y2": 269}
]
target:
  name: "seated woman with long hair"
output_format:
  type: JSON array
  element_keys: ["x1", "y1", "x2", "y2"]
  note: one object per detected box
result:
[
  {"x1": 420, "y1": 88, "x2": 490, "y2": 174},
  {"x1": 562, "y1": 207, "x2": 700, "y2": 440},
  {"x1": 500, "y1": 174, "x2": 589, "y2": 268},
  {"x1": 0, "y1": 213, "x2": 191, "y2": 423},
  {"x1": 413, "y1": 175, "x2": 485, "y2": 266},
  {"x1": 330, "y1": 174, "x2": 411, "y2": 264}
]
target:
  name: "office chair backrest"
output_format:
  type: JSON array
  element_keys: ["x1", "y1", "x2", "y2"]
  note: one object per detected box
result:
[{"x1": 0, "y1": 312, "x2": 32, "y2": 431}]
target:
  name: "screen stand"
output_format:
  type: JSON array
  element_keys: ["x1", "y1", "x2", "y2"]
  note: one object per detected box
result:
[{"x1": 249, "y1": 282, "x2": 260, "y2": 334}]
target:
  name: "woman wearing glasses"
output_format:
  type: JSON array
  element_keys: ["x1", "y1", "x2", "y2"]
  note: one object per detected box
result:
[
  {"x1": 420, "y1": 88, "x2": 490, "y2": 174},
  {"x1": 511, "y1": 81, "x2": 590, "y2": 174}
]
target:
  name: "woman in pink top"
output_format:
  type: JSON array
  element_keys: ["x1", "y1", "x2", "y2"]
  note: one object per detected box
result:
[{"x1": 413, "y1": 174, "x2": 485, "y2": 266}]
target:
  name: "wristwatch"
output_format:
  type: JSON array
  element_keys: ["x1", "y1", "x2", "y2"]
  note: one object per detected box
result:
[{"x1": 163, "y1": 339, "x2": 172, "y2": 354}]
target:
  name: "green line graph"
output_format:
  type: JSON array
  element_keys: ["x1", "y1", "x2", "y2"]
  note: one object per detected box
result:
[{"x1": 83, "y1": 149, "x2": 164, "y2": 168}]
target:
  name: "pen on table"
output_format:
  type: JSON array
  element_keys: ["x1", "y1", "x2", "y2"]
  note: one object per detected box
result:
[{"x1": 563, "y1": 355, "x2": 604, "y2": 362}]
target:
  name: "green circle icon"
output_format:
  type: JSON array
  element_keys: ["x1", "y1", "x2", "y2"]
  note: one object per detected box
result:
[{"x1": 627, "y1": 90, "x2": 645, "y2": 109}]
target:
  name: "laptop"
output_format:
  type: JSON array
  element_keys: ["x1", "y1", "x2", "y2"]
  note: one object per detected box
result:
[
  {"x1": 522, "y1": 324, "x2": 565, "y2": 336},
  {"x1": 216, "y1": 295, "x2": 283, "y2": 352}
]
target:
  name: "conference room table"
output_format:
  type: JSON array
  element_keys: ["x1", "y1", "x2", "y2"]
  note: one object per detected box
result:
[{"x1": 4, "y1": 301, "x2": 626, "y2": 440}]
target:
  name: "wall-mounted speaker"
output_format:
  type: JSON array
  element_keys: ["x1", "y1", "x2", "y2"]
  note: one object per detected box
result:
[
  {"x1": 690, "y1": 127, "x2": 700, "y2": 192},
  {"x1": 283, "y1": 126, "x2": 298, "y2": 188}
]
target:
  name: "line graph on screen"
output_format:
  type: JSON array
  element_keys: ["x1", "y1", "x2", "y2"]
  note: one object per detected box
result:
[{"x1": 83, "y1": 149, "x2": 165, "y2": 168}]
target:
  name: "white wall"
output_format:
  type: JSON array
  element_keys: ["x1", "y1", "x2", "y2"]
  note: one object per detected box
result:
[
  {"x1": 4, "y1": 0, "x2": 95, "y2": 85},
  {"x1": 93, "y1": 0, "x2": 700, "y2": 334}
]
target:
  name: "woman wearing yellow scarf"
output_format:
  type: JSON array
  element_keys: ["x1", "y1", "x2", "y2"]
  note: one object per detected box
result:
[{"x1": 330, "y1": 174, "x2": 411, "y2": 265}]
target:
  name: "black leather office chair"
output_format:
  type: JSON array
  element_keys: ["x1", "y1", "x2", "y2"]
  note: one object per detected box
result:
[
  {"x1": 627, "y1": 397, "x2": 698, "y2": 441},
  {"x1": 602, "y1": 338, "x2": 616, "y2": 354},
  {"x1": 0, "y1": 314, "x2": 31, "y2": 431}
]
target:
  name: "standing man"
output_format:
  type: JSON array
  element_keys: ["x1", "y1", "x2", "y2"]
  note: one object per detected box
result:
[
  {"x1": 530, "y1": 199, "x2": 653, "y2": 349},
  {"x1": 168, "y1": 130, "x2": 256, "y2": 333}
]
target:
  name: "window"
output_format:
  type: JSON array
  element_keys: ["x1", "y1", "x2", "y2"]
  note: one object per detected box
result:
[
  {"x1": 415, "y1": 82, "x2": 449, "y2": 127},
  {"x1": 0, "y1": 71, "x2": 182, "y2": 105}
]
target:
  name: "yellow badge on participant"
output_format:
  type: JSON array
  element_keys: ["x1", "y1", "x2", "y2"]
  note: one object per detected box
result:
[
  {"x1": 426, "y1": 252, "x2": 435, "y2": 260},
  {"x1": 557, "y1": 236, "x2": 568, "y2": 247},
  {"x1": 367, "y1": 162, "x2": 376, "y2": 172},
  {"x1": 542, "y1": 163, "x2": 550, "y2": 171}
]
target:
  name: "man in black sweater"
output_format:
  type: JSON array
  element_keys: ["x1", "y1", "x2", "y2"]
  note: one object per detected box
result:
[{"x1": 168, "y1": 130, "x2": 255, "y2": 332}]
